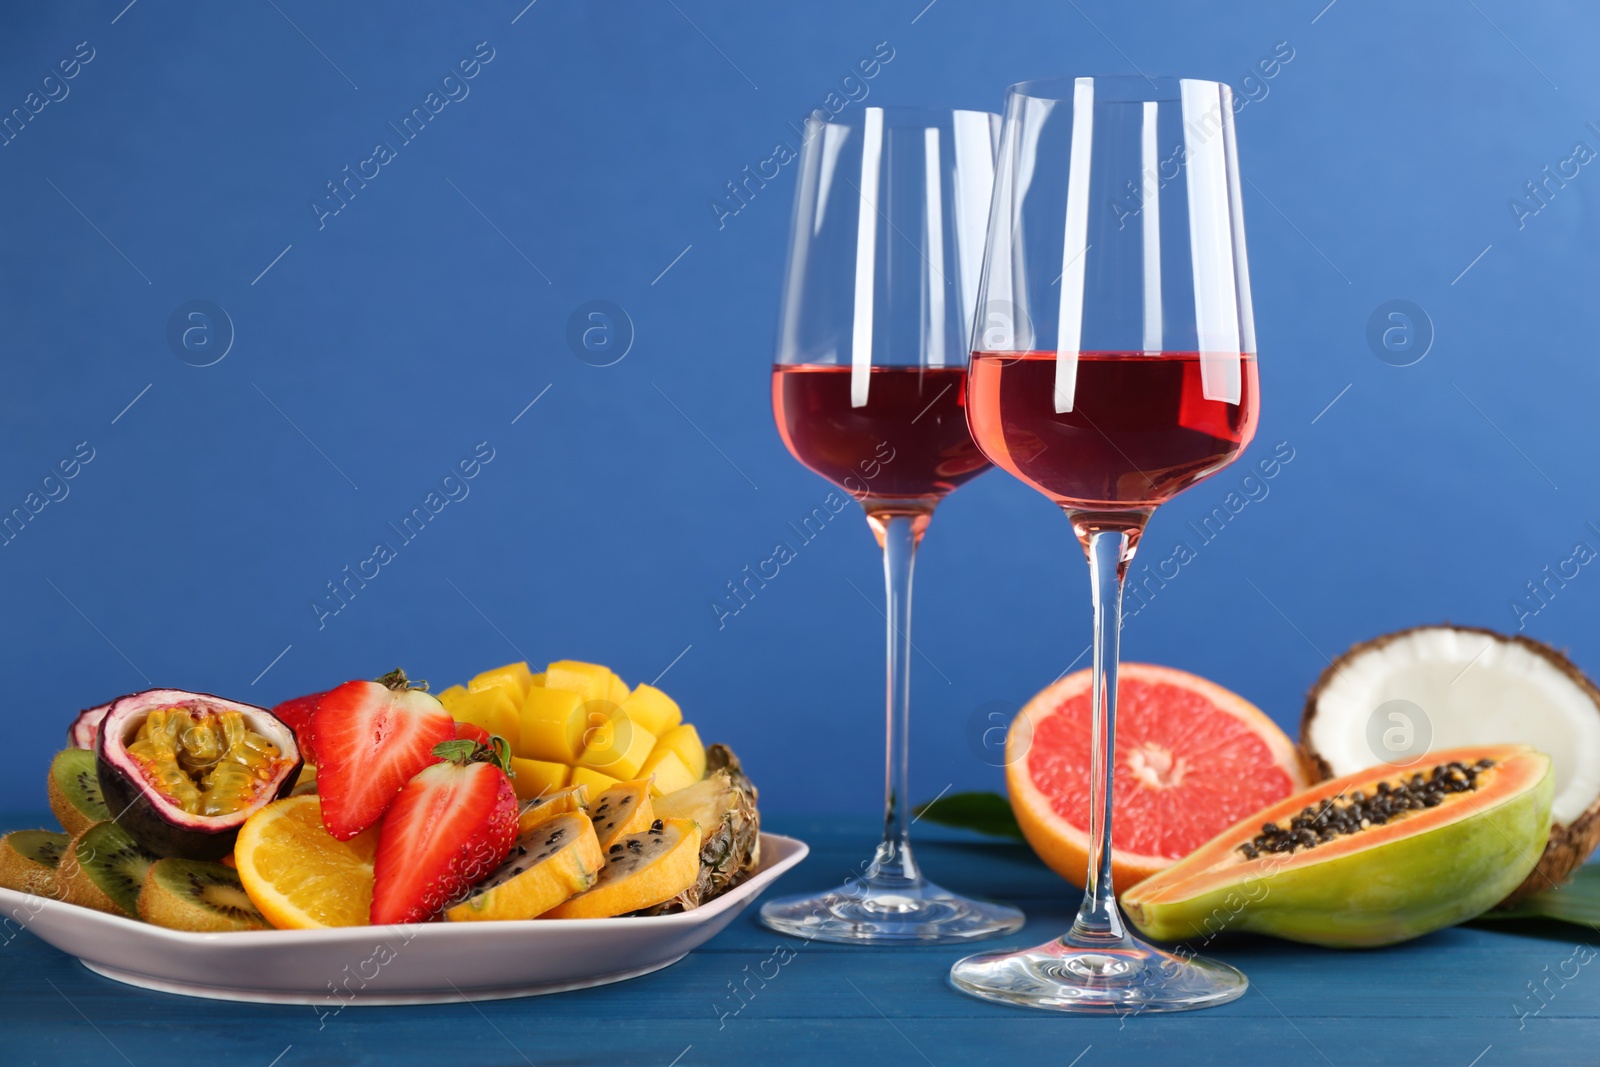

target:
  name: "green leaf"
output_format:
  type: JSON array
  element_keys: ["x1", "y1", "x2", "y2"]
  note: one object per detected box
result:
[
  {"x1": 488, "y1": 735, "x2": 515, "y2": 776},
  {"x1": 912, "y1": 791, "x2": 1025, "y2": 841},
  {"x1": 431, "y1": 739, "x2": 478, "y2": 764},
  {"x1": 1480, "y1": 865, "x2": 1600, "y2": 928},
  {"x1": 377, "y1": 668, "x2": 427, "y2": 692},
  {"x1": 431, "y1": 735, "x2": 516, "y2": 774}
]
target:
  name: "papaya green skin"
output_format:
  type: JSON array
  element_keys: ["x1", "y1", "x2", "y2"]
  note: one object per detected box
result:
[{"x1": 1125, "y1": 762, "x2": 1554, "y2": 949}]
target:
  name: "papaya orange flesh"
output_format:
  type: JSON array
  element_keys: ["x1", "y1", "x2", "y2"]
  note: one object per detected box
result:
[{"x1": 1122, "y1": 744, "x2": 1553, "y2": 948}]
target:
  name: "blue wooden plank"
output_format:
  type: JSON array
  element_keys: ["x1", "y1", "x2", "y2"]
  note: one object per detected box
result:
[{"x1": 1, "y1": 812, "x2": 1596, "y2": 1066}]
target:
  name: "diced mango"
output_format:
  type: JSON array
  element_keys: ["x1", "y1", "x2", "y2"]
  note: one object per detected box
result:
[
  {"x1": 655, "y1": 723, "x2": 706, "y2": 780},
  {"x1": 577, "y1": 710, "x2": 657, "y2": 781},
  {"x1": 571, "y1": 766, "x2": 621, "y2": 794},
  {"x1": 639, "y1": 747, "x2": 697, "y2": 796},
  {"x1": 620, "y1": 684, "x2": 682, "y2": 737},
  {"x1": 470, "y1": 661, "x2": 535, "y2": 698},
  {"x1": 490, "y1": 689, "x2": 525, "y2": 743},
  {"x1": 436, "y1": 685, "x2": 472, "y2": 719},
  {"x1": 546, "y1": 660, "x2": 622, "y2": 708},
  {"x1": 448, "y1": 686, "x2": 521, "y2": 749},
  {"x1": 606, "y1": 672, "x2": 631, "y2": 707},
  {"x1": 529, "y1": 672, "x2": 546, "y2": 687},
  {"x1": 518, "y1": 687, "x2": 590, "y2": 763},
  {"x1": 509, "y1": 757, "x2": 570, "y2": 801}
]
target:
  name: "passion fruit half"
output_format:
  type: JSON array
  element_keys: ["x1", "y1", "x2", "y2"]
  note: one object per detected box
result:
[
  {"x1": 96, "y1": 689, "x2": 302, "y2": 861},
  {"x1": 67, "y1": 701, "x2": 111, "y2": 749}
]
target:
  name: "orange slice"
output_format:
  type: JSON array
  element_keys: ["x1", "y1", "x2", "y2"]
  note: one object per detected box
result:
[{"x1": 234, "y1": 794, "x2": 378, "y2": 928}]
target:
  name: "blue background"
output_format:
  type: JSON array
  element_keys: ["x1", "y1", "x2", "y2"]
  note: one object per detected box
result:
[{"x1": 1, "y1": 0, "x2": 1595, "y2": 817}]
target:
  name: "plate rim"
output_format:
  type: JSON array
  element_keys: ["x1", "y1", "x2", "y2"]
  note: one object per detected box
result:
[{"x1": 0, "y1": 831, "x2": 809, "y2": 945}]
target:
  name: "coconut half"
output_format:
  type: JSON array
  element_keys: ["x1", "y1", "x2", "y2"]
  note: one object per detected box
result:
[{"x1": 1301, "y1": 625, "x2": 1600, "y2": 904}]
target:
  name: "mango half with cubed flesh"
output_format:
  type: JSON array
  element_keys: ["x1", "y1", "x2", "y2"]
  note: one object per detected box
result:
[
  {"x1": 439, "y1": 660, "x2": 714, "y2": 800},
  {"x1": 1122, "y1": 744, "x2": 1553, "y2": 948}
]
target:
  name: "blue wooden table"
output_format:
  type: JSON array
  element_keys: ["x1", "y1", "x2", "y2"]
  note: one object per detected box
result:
[{"x1": 3, "y1": 812, "x2": 1595, "y2": 1066}]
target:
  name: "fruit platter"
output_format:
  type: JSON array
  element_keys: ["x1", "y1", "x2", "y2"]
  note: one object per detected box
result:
[{"x1": 0, "y1": 658, "x2": 806, "y2": 1004}]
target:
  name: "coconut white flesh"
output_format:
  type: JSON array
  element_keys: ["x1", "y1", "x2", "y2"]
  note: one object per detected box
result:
[{"x1": 1307, "y1": 627, "x2": 1600, "y2": 826}]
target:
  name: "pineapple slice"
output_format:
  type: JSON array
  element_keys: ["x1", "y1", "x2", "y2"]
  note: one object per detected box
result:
[
  {"x1": 509, "y1": 757, "x2": 570, "y2": 801},
  {"x1": 542, "y1": 818, "x2": 702, "y2": 919},
  {"x1": 577, "y1": 711, "x2": 656, "y2": 781},
  {"x1": 470, "y1": 661, "x2": 536, "y2": 699},
  {"x1": 639, "y1": 748, "x2": 697, "y2": 796},
  {"x1": 655, "y1": 724, "x2": 706, "y2": 780},
  {"x1": 620, "y1": 684, "x2": 682, "y2": 737},
  {"x1": 518, "y1": 688, "x2": 589, "y2": 763},
  {"x1": 447, "y1": 813, "x2": 603, "y2": 922}
]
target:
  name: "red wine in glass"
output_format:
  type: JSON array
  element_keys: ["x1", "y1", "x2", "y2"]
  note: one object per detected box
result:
[
  {"x1": 966, "y1": 351, "x2": 1258, "y2": 511},
  {"x1": 772, "y1": 364, "x2": 990, "y2": 511}
]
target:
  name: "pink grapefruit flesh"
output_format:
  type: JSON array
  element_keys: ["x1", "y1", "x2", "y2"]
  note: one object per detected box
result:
[{"x1": 1006, "y1": 663, "x2": 1306, "y2": 891}]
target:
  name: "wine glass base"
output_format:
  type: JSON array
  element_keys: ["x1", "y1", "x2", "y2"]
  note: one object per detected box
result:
[
  {"x1": 759, "y1": 880, "x2": 1025, "y2": 945},
  {"x1": 949, "y1": 934, "x2": 1247, "y2": 1014}
]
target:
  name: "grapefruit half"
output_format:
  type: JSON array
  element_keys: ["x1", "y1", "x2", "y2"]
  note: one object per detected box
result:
[{"x1": 1006, "y1": 663, "x2": 1307, "y2": 891}]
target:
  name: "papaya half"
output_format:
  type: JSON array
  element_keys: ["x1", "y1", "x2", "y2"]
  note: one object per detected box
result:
[{"x1": 1122, "y1": 744, "x2": 1553, "y2": 948}]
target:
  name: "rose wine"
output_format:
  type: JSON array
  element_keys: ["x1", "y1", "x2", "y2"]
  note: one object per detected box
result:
[
  {"x1": 966, "y1": 351, "x2": 1258, "y2": 510},
  {"x1": 772, "y1": 364, "x2": 991, "y2": 509}
]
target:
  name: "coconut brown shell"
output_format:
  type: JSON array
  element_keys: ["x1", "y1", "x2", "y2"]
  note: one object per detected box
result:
[{"x1": 1300, "y1": 623, "x2": 1600, "y2": 906}]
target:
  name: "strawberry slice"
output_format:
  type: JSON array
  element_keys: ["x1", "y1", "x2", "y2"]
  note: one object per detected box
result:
[
  {"x1": 313, "y1": 671, "x2": 456, "y2": 840},
  {"x1": 371, "y1": 739, "x2": 519, "y2": 924},
  {"x1": 454, "y1": 721, "x2": 492, "y2": 745},
  {"x1": 271, "y1": 689, "x2": 329, "y2": 764}
]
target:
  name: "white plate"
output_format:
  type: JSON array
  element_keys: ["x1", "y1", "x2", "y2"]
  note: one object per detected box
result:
[{"x1": 0, "y1": 832, "x2": 807, "y2": 1006}]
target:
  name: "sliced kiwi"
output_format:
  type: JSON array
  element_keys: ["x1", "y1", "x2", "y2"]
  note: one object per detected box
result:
[
  {"x1": 137, "y1": 858, "x2": 269, "y2": 932},
  {"x1": 48, "y1": 749, "x2": 110, "y2": 837},
  {"x1": 0, "y1": 830, "x2": 70, "y2": 898},
  {"x1": 60, "y1": 822, "x2": 156, "y2": 918}
]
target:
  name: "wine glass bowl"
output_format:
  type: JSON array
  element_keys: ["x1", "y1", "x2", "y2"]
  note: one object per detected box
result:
[{"x1": 950, "y1": 76, "x2": 1259, "y2": 1010}]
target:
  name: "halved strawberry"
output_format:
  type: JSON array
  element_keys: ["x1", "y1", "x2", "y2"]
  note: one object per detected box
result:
[
  {"x1": 371, "y1": 739, "x2": 519, "y2": 924},
  {"x1": 313, "y1": 671, "x2": 456, "y2": 840},
  {"x1": 271, "y1": 689, "x2": 329, "y2": 764}
]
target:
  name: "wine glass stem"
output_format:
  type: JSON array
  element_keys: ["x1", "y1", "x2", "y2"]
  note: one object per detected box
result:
[
  {"x1": 1067, "y1": 526, "x2": 1133, "y2": 947},
  {"x1": 865, "y1": 509, "x2": 928, "y2": 887}
]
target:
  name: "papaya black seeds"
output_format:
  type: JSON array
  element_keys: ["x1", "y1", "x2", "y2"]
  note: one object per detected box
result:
[{"x1": 1237, "y1": 758, "x2": 1495, "y2": 860}]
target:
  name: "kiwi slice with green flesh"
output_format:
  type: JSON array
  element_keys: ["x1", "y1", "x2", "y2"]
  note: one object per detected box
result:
[
  {"x1": 138, "y1": 859, "x2": 269, "y2": 932},
  {"x1": 60, "y1": 822, "x2": 156, "y2": 918},
  {"x1": 0, "y1": 830, "x2": 70, "y2": 898},
  {"x1": 48, "y1": 749, "x2": 110, "y2": 837}
]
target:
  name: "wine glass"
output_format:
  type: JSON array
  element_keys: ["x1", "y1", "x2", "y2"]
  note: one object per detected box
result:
[
  {"x1": 759, "y1": 106, "x2": 1026, "y2": 944},
  {"x1": 949, "y1": 77, "x2": 1259, "y2": 1010}
]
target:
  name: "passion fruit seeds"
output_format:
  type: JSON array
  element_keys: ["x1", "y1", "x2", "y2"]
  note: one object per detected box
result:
[{"x1": 126, "y1": 708, "x2": 287, "y2": 817}]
